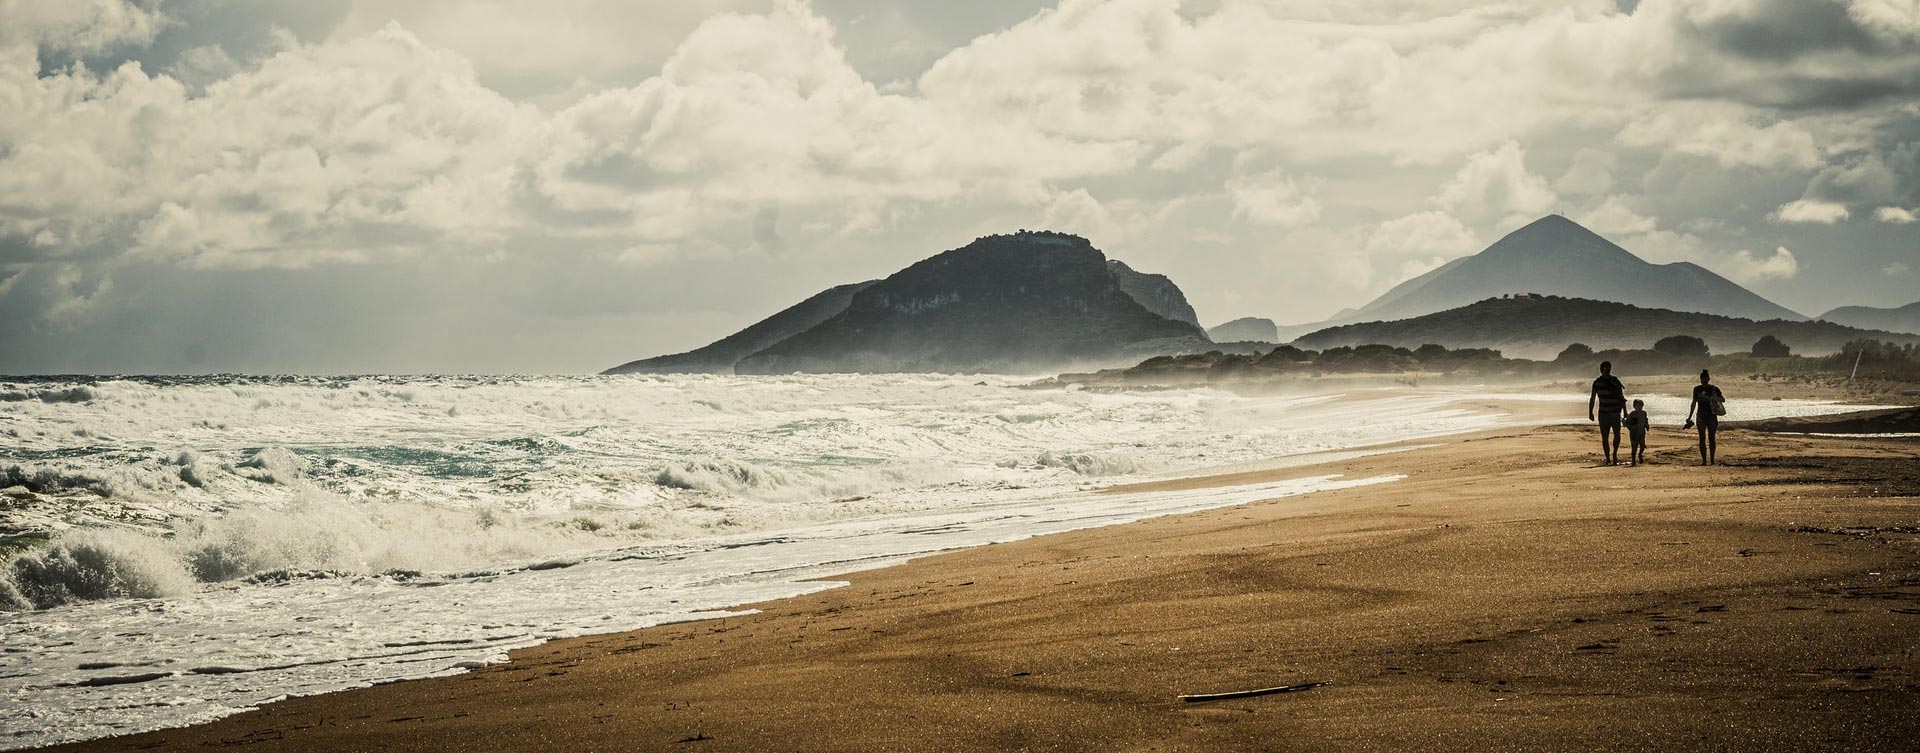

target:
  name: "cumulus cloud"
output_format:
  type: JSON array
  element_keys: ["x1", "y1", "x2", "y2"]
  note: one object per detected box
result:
[
  {"x1": 1616, "y1": 105, "x2": 1822, "y2": 170},
  {"x1": 1435, "y1": 142, "x2": 1558, "y2": 229},
  {"x1": 530, "y1": 7, "x2": 869, "y2": 216},
  {"x1": 335, "y1": 0, "x2": 770, "y2": 102},
  {"x1": 1802, "y1": 155, "x2": 1902, "y2": 204},
  {"x1": 1553, "y1": 149, "x2": 1618, "y2": 197},
  {"x1": 1356, "y1": 210, "x2": 1481, "y2": 286},
  {"x1": 0, "y1": 21, "x2": 538, "y2": 274},
  {"x1": 3, "y1": 0, "x2": 1920, "y2": 370},
  {"x1": 1627, "y1": 229, "x2": 1802, "y2": 284},
  {"x1": 1874, "y1": 206, "x2": 1918, "y2": 223},
  {"x1": 524, "y1": 2, "x2": 1143, "y2": 240},
  {"x1": 1769, "y1": 199, "x2": 1853, "y2": 224},
  {"x1": 1226, "y1": 169, "x2": 1322, "y2": 228},
  {"x1": 1364, "y1": 211, "x2": 1479, "y2": 257},
  {"x1": 1727, "y1": 246, "x2": 1801, "y2": 282},
  {"x1": 1035, "y1": 188, "x2": 1119, "y2": 240},
  {"x1": 912, "y1": 0, "x2": 1910, "y2": 167},
  {"x1": 0, "y1": 0, "x2": 168, "y2": 55},
  {"x1": 1, "y1": 262, "x2": 117, "y2": 331},
  {"x1": 1576, "y1": 196, "x2": 1659, "y2": 236},
  {"x1": 1848, "y1": 0, "x2": 1920, "y2": 42}
]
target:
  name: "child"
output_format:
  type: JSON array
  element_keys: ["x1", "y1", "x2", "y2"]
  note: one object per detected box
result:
[{"x1": 1624, "y1": 399, "x2": 1650, "y2": 466}]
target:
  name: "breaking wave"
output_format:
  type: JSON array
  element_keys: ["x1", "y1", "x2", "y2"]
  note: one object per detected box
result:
[
  {"x1": 0, "y1": 373, "x2": 1520, "y2": 611},
  {"x1": 2, "y1": 529, "x2": 194, "y2": 610},
  {"x1": 0, "y1": 385, "x2": 95, "y2": 403},
  {"x1": 1, "y1": 495, "x2": 613, "y2": 610}
]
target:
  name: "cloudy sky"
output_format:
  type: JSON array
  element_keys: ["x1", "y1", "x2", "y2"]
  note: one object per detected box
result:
[{"x1": 2, "y1": 0, "x2": 1917, "y2": 374}]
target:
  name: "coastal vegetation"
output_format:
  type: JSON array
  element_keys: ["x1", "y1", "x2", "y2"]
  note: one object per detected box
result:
[
  {"x1": 1293, "y1": 294, "x2": 1920, "y2": 360},
  {"x1": 1050, "y1": 337, "x2": 1920, "y2": 390}
]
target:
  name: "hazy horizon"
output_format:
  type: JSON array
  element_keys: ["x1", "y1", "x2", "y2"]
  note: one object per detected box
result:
[{"x1": 4, "y1": 0, "x2": 1919, "y2": 374}]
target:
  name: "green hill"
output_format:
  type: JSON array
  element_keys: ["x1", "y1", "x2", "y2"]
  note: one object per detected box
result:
[{"x1": 1819, "y1": 301, "x2": 1920, "y2": 335}]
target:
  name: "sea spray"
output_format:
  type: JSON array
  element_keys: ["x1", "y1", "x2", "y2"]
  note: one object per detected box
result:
[
  {"x1": 1, "y1": 529, "x2": 196, "y2": 609},
  {"x1": 1, "y1": 494, "x2": 622, "y2": 609},
  {"x1": 233, "y1": 447, "x2": 303, "y2": 485}
]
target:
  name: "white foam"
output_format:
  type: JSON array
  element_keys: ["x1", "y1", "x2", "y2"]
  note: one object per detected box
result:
[{"x1": 3, "y1": 472, "x2": 1397, "y2": 748}]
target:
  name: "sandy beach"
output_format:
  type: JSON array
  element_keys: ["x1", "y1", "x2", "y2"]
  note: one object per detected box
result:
[
  {"x1": 14, "y1": 3, "x2": 1920, "y2": 751},
  {"x1": 35, "y1": 417, "x2": 1920, "y2": 752}
]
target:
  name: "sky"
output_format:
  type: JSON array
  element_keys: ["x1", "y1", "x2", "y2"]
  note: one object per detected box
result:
[{"x1": 1, "y1": 0, "x2": 1918, "y2": 374}]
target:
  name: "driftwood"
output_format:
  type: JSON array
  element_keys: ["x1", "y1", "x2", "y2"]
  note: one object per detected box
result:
[{"x1": 1178, "y1": 680, "x2": 1330, "y2": 702}]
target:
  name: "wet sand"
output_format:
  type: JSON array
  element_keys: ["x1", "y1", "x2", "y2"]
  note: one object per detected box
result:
[{"x1": 39, "y1": 424, "x2": 1920, "y2": 752}]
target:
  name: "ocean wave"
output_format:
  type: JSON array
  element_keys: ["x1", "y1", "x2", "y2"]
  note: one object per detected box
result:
[
  {"x1": 0, "y1": 385, "x2": 95, "y2": 404},
  {"x1": 1033, "y1": 451, "x2": 1139, "y2": 476},
  {"x1": 0, "y1": 529, "x2": 195, "y2": 610},
  {"x1": 233, "y1": 447, "x2": 303, "y2": 485},
  {"x1": 651, "y1": 457, "x2": 967, "y2": 503},
  {"x1": 1, "y1": 466, "x2": 116, "y2": 496},
  {"x1": 0, "y1": 373, "x2": 1525, "y2": 612},
  {"x1": 1, "y1": 496, "x2": 617, "y2": 610}
]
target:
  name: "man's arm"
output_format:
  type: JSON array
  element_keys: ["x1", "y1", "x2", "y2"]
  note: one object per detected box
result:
[{"x1": 1588, "y1": 384, "x2": 1596, "y2": 420}]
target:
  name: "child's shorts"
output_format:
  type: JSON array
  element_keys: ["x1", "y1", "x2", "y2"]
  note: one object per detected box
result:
[{"x1": 1629, "y1": 430, "x2": 1647, "y2": 444}]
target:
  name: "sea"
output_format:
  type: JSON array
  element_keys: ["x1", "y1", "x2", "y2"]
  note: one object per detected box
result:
[{"x1": 0, "y1": 374, "x2": 1872, "y2": 748}]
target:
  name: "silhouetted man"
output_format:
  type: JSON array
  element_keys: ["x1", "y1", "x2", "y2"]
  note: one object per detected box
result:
[{"x1": 1588, "y1": 361, "x2": 1627, "y2": 465}]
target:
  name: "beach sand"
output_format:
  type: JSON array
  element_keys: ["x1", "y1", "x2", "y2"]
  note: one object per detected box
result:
[{"x1": 39, "y1": 424, "x2": 1920, "y2": 752}]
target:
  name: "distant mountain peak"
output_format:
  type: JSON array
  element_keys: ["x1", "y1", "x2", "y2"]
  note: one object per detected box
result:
[
  {"x1": 607, "y1": 231, "x2": 1209, "y2": 375},
  {"x1": 1516, "y1": 213, "x2": 1581, "y2": 232},
  {"x1": 1818, "y1": 300, "x2": 1920, "y2": 335},
  {"x1": 1108, "y1": 259, "x2": 1200, "y2": 326},
  {"x1": 982, "y1": 229, "x2": 1090, "y2": 247},
  {"x1": 1295, "y1": 295, "x2": 1915, "y2": 359},
  {"x1": 1326, "y1": 214, "x2": 1802, "y2": 326},
  {"x1": 1477, "y1": 214, "x2": 1636, "y2": 263}
]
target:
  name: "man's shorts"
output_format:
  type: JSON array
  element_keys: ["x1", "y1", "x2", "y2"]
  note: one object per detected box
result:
[
  {"x1": 1598, "y1": 411, "x2": 1622, "y2": 429},
  {"x1": 1697, "y1": 410, "x2": 1719, "y2": 429}
]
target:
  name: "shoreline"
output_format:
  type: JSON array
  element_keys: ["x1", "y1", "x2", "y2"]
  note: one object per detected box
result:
[
  {"x1": 5, "y1": 386, "x2": 1534, "y2": 747},
  {"x1": 34, "y1": 414, "x2": 1920, "y2": 752}
]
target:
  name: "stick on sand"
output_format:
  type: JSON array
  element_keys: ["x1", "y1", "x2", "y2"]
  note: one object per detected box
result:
[{"x1": 1178, "y1": 680, "x2": 1331, "y2": 702}]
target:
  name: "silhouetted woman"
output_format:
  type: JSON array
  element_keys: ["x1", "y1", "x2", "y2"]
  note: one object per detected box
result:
[{"x1": 1684, "y1": 369, "x2": 1725, "y2": 465}]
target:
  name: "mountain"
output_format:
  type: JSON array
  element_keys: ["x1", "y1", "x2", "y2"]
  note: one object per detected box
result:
[
  {"x1": 734, "y1": 232, "x2": 1208, "y2": 374},
  {"x1": 605, "y1": 232, "x2": 1211, "y2": 375},
  {"x1": 1818, "y1": 301, "x2": 1920, "y2": 335},
  {"x1": 604, "y1": 281, "x2": 878, "y2": 374},
  {"x1": 1207, "y1": 317, "x2": 1279, "y2": 343},
  {"x1": 1294, "y1": 295, "x2": 1918, "y2": 360},
  {"x1": 1108, "y1": 260, "x2": 1200, "y2": 326},
  {"x1": 1332, "y1": 215, "x2": 1805, "y2": 325}
]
